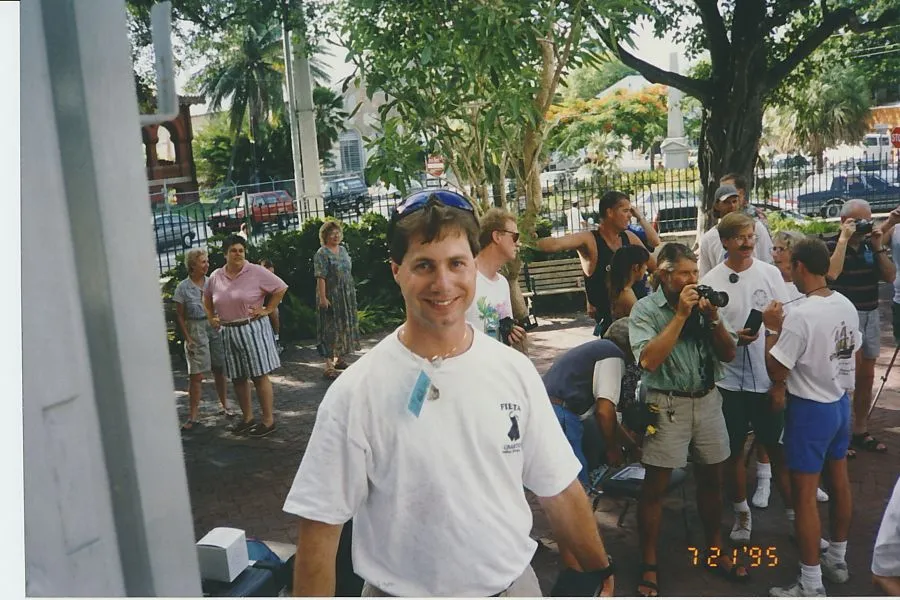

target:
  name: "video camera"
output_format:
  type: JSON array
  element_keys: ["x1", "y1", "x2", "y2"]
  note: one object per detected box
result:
[{"x1": 499, "y1": 316, "x2": 538, "y2": 346}]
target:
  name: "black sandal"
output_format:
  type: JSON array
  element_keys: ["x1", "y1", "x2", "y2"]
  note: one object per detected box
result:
[
  {"x1": 637, "y1": 563, "x2": 659, "y2": 597},
  {"x1": 851, "y1": 432, "x2": 887, "y2": 453},
  {"x1": 703, "y1": 552, "x2": 749, "y2": 582},
  {"x1": 181, "y1": 420, "x2": 202, "y2": 431}
]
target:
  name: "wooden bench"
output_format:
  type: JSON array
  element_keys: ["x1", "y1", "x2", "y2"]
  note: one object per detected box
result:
[{"x1": 517, "y1": 257, "x2": 585, "y2": 298}]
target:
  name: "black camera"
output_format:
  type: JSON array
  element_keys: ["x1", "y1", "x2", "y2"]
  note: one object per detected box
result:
[
  {"x1": 695, "y1": 284, "x2": 729, "y2": 308},
  {"x1": 499, "y1": 316, "x2": 537, "y2": 345},
  {"x1": 855, "y1": 219, "x2": 873, "y2": 235}
]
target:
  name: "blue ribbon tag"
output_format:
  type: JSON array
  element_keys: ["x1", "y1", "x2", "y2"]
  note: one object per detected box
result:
[{"x1": 408, "y1": 370, "x2": 432, "y2": 418}]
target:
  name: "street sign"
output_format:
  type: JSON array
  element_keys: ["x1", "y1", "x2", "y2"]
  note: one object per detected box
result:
[
  {"x1": 425, "y1": 154, "x2": 445, "y2": 177},
  {"x1": 892, "y1": 127, "x2": 900, "y2": 149}
]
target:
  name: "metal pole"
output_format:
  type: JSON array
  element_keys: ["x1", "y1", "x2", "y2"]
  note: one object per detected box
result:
[{"x1": 869, "y1": 343, "x2": 900, "y2": 418}]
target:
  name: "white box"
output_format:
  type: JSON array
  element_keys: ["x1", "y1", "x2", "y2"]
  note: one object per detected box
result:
[{"x1": 196, "y1": 527, "x2": 250, "y2": 583}]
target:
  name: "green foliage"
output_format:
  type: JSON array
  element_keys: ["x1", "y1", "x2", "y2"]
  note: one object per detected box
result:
[
  {"x1": 562, "y1": 58, "x2": 639, "y2": 101},
  {"x1": 363, "y1": 117, "x2": 428, "y2": 193},
  {"x1": 160, "y1": 213, "x2": 403, "y2": 349},
  {"x1": 767, "y1": 212, "x2": 840, "y2": 236},
  {"x1": 313, "y1": 86, "x2": 348, "y2": 168}
]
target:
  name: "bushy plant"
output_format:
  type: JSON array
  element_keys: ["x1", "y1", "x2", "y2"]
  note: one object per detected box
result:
[{"x1": 767, "y1": 211, "x2": 840, "y2": 236}]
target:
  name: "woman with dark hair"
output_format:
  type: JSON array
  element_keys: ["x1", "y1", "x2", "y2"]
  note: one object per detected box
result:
[
  {"x1": 204, "y1": 234, "x2": 288, "y2": 438},
  {"x1": 315, "y1": 220, "x2": 360, "y2": 380},
  {"x1": 608, "y1": 245, "x2": 651, "y2": 320}
]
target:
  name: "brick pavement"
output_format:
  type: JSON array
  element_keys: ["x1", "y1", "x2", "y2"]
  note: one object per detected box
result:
[{"x1": 175, "y1": 291, "x2": 900, "y2": 597}]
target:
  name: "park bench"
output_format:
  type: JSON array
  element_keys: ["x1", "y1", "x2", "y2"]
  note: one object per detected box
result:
[{"x1": 517, "y1": 256, "x2": 585, "y2": 299}]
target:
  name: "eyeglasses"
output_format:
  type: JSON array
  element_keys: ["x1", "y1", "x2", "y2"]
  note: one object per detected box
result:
[
  {"x1": 391, "y1": 190, "x2": 475, "y2": 220},
  {"x1": 771, "y1": 246, "x2": 787, "y2": 253},
  {"x1": 498, "y1": 229, "x2": 520, "y2": 243},
  {"x1": 731, "y1": 234, "x2": 757, "y2": 243}
]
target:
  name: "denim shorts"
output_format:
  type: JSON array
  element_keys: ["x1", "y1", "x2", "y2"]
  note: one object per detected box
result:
[
  {"x1": 553, "y1": 404, "x2": 588, "y2": 485},
  {"x1": 858, "y1": 308, "x2": 881, "y2": 360},
  {"x1": 783, "y1": 392, "x2": 850, "y2": 474}
]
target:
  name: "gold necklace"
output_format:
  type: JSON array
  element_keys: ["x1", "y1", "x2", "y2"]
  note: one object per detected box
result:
[{"x1": 399, "y1": 326, "x2": 470, "y2": 401}]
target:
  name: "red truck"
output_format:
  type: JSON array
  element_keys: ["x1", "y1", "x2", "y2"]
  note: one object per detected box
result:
[{"x1": 208, "y1": 190, "x2": 299, "y2": 234}]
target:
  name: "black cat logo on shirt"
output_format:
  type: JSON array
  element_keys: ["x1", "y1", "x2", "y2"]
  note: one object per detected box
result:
[{"x1": 500, "y1": 403, "x2": 522, "y2": 454}]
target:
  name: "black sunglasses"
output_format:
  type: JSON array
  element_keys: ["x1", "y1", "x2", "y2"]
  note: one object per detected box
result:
[{"x1": 498, "y1": 229, "x2": 520, "y2": 243}]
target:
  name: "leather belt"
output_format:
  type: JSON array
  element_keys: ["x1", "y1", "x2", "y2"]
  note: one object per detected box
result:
[
  {"x1": 220, "y1": 315, "x2": 263, "y2": 328},
  {"x1": 648, "y1": 387, "x2": 714, "y2": 399}
]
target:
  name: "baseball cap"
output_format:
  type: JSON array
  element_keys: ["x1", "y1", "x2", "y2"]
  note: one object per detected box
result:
[{"x1": 714, "y1": 184, "x2": 739, "y2": 203}]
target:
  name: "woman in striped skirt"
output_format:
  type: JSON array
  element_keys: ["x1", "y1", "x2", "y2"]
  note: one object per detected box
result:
[{"x1": 203, "y1": 234, "x2": 288, "y2": 438}]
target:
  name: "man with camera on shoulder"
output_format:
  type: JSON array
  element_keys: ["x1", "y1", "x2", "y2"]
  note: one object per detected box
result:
[
  {"x1": 826, "y1": 199, "x2": 896, "y2": 457},
  {"x1": 465, "y1": 207, "x2": 529, "y2": 348},
  {"x1": 628, "y1": 243, "x2": 745, "y2": 596}
]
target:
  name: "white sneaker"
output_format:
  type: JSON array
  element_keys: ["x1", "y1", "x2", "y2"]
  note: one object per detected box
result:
[
  {"x1": 753, "y1": 479, "x2": 772, "y2": 508},
  {"x1": 819, "y1": 538, "x2": 830, "y2": 552},
  {"x1": 769, "y1": 579, "x2": 826, "y2": 597},
  {"x1": 816, "y1": 488, "x2": 829, "y2": 502},
  {"x1": 730, "y1": 510, "x2": 752, "y2": 542},
  {"x1": 821, "y1": 554, "x2": 849, "y2": 584}
]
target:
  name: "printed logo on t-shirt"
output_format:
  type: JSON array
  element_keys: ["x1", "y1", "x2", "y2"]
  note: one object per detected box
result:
[
  {"x1": 751, "y1": 289, "x2": 770, "y2": 310},
  {"x1": 832, "y1": 321, "x2": 856, "y2": 362},
  {"x1": 500, "y1": 402, "x2": 522, "y2": 454},
  {"x1": 476, "y1": 296, "x2": 501, "y2": 339}
]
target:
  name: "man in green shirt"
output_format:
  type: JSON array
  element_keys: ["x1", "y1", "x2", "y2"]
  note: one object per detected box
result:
[{"x1": 628, "y1": 242, "x2": 744, "y2": 596}]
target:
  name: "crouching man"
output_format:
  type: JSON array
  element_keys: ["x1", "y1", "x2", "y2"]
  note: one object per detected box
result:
[{"x1": 284, "y1": 190, "x2": 615, "y2": 597}]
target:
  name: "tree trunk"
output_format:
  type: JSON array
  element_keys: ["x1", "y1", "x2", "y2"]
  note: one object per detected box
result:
[{"x1": 696, "y1": 87, "x2": 764, "y2": 244}]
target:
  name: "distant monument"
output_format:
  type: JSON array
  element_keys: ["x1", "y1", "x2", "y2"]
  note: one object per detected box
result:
[{"x1": 660, "y1": 52, "x2": 690, "y2": 170}]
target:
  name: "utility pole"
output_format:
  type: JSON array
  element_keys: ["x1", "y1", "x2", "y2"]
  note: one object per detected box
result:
[
  {"x1": 280, "y1": 6, "x2": 306, "y2": 218},
  {"x1": 293, "y1": 34, "x2": 324, "y2": 216}
]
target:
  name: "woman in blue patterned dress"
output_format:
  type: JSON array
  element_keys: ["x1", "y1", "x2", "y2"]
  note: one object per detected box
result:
[{"x1": 315, "y1": 220, "x2": 361, "y2": 379}]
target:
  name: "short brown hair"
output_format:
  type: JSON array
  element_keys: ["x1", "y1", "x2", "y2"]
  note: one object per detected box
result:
[
  {"x1": 656, "y1": 242, "x2": 697, "y2": 273},
  {"x1": 717, "y1": 212, "x2": 754, "y2": 240},
  {"x1": 319, "y1": 220, "x2": 342, "y2": 246},
  {"x1": 772, "y1": 230, "x2": 805, "y2": 252},
  {"x1": 720, "y1": 173, "x2": 748, "y2": 192},
  {"x1": 389, "y1": 198, "x2": 480, "y2": 264},
  {"x1": 791, "y1": 238, "x2": 830, "y2": 276},
  {"x1": 478, "y1": 207, "x2": 516, "y2": 248}
]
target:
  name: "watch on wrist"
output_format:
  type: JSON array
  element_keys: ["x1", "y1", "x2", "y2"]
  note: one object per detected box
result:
[
  {"x1": 708, "y1": 318, "x2": 720, "y2": 328},
  {"x1": 550, "y1": 558, "x2": 616, "y2": 597}
]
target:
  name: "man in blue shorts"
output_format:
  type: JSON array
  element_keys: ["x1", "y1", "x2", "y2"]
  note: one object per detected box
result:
[{"x1": 764, "y1": 238, "x2": 860, "y2": 597}]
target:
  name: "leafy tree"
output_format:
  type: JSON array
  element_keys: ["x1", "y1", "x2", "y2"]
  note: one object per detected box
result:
[
  {"x1": 767, "y1": 64, "x2": 872, "y2": 172},
  {"x1": 313, "y1": 86, "x2": 348, "y2": 168},
  {"x1": 193, "y1": 19, "x2": 284, "y2": 183},
  {"x1": 599, "y1": 1, "x2": 898, "y2": 231},
  {"x1": 562, "y1": 58, "x2": 638, "y2": 101}
]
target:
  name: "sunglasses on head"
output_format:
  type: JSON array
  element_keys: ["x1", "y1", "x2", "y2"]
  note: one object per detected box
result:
[{"x1": 391, "y1": 190, "x2": 475, "y2": 221}]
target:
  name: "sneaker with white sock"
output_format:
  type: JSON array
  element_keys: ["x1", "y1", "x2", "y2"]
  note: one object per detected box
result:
[
  {"x1": 821, "y1": 554, "x2": 849, "y2": 583},
  {"x1": 730, "y1": 510, "x2": 752, "y2": 542},
  {"x1": 769, "y1": 579, "x2": 826, "y2": 597},
  {"x1": 753, "y1": 478, "x2": 772, "y2": 508},
  {"x1": 816, "y1": 487, "x2": 829, "y2": 502}
]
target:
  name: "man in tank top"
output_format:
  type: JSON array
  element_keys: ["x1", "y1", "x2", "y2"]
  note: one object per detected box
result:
[{"x1": 536, "y1": 190, "x2": 656, "y2": 336}]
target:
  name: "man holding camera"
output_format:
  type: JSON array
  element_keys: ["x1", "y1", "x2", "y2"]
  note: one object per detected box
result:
[
  {"x1": 826, "y1": 199, "x2": 896, "y2": 456},
  {"x1": 465, "y1": 207, "x2": 527, "y2": 346},
  {"x1": 700, "y1": 213, "x2": 791, "y2": 543},
  {"x1": 629, "y1": 243, "x2": 743, "y2": 596}
]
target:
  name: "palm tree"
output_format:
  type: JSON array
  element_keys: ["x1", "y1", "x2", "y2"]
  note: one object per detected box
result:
[
  {"x1": 768, "y1": 65, "x2": 872, "y2": 173},
  {"x1": 313, "y1": 86, "x2": 348, "y2": 168},
  {"x1": 195, "y1": 20, "x2": 284, "y2": 183}
]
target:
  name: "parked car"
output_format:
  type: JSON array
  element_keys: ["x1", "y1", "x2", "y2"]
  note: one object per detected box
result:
[
  {"x1": 153, "y1": 213, "x2": 196, "y2": 252},
  {"x1": 796, "y1": 173, "x2": 900, "y2": 218},
  {"x1": 323, "y1": 176, "x2": 373, "y2": 216},
  {"x1": 635, "y1": 189, "x2": 702, "y2": 233},
  {"x1": 207, "y1": 190, "x2": 298, "y2": 234}
]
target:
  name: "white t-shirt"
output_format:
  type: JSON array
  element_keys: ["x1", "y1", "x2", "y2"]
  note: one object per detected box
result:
[
  {"x1": 698, "y1": 220, "x2": 774, "y2": 277},
  {"x1": 465, "y1": 270, "x2": 513, "y2": 342},
  {"x1": 566, "y1": 206, "x2": 584, "y2": 232},
  {"x1": 872, "y1": 476, "x2": 900, "y2": 577},
  {"x1": 701, "y1": 259, "x2": 789, "y2": 392},
  {"x1": 891, "y1": 226, "x2": 900, "y2": 304},
  {"x1": 769, "y1": 293, "x2": 862, "y2": 402},
  {"x1": 282, "y1": 329, "x2": 581, "y2": 597},
  {"x1": 783, "y1": 281, "x2": 804, "y2": 304}
]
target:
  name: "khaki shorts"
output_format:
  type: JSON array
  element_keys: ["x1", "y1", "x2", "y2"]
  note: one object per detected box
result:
[
  {"x1": 361, "y1": 565, "x2": 541, "y2": 597},
  {"x1": 641, "y1": 388, "x2": 730, "y2": 469},
  {"x1": 858, "y1": 308, "x2": 881, "y2": 360},
  {"x1": 184, "y1": 319, "x2": 225, "y2": 375}
]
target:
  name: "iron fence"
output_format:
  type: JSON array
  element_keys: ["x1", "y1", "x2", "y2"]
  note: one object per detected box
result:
[{"x1": 151, "y1": 158, "x2": 900, "y2": 275}]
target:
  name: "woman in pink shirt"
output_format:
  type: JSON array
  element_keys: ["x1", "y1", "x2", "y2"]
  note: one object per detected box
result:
[{"x1": 203, "y1": 235, "x2": 288, "y2": 438}]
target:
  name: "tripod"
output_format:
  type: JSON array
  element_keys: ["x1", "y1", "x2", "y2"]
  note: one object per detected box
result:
[{"x1": 870, "y1": 343, "x2": 900, "y2": 418}]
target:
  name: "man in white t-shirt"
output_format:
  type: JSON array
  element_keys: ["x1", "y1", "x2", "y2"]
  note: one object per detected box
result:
[
  {"x1": 698, "y1": 184, "x2": 774, "y2": 276},
  {"x1": 284, "y1": 190, "x2": 615, "y2": 597},
  {"x1": 701, "y1": 212, "x2": 791, "y2": 545},
  {"x1": 764, "y1": 238, "x2": 861, "y2": 597},
  {"x1": 872, "y1": 476, "x2": 900, "y2": 595},
  {"x1": 465, "y1": 207, "x2": 526, "y2": 346},
  {"x1": 567, "y1": 199, "x2": 586, "y2": 232}
]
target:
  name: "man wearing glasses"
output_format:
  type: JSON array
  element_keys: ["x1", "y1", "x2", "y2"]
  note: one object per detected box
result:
[
  {"x1": 698, "y1": 184, "x2": 774, "y2": 277},
  {"x1": 700, "y1": 212, "x2": 791, "y2": 545},
  {"x1": 465, "y1": 207, "x2": 527, "y2": 345},
  {"x1": 285, "y1": 191, "x2": 616, "y2": 597}
]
